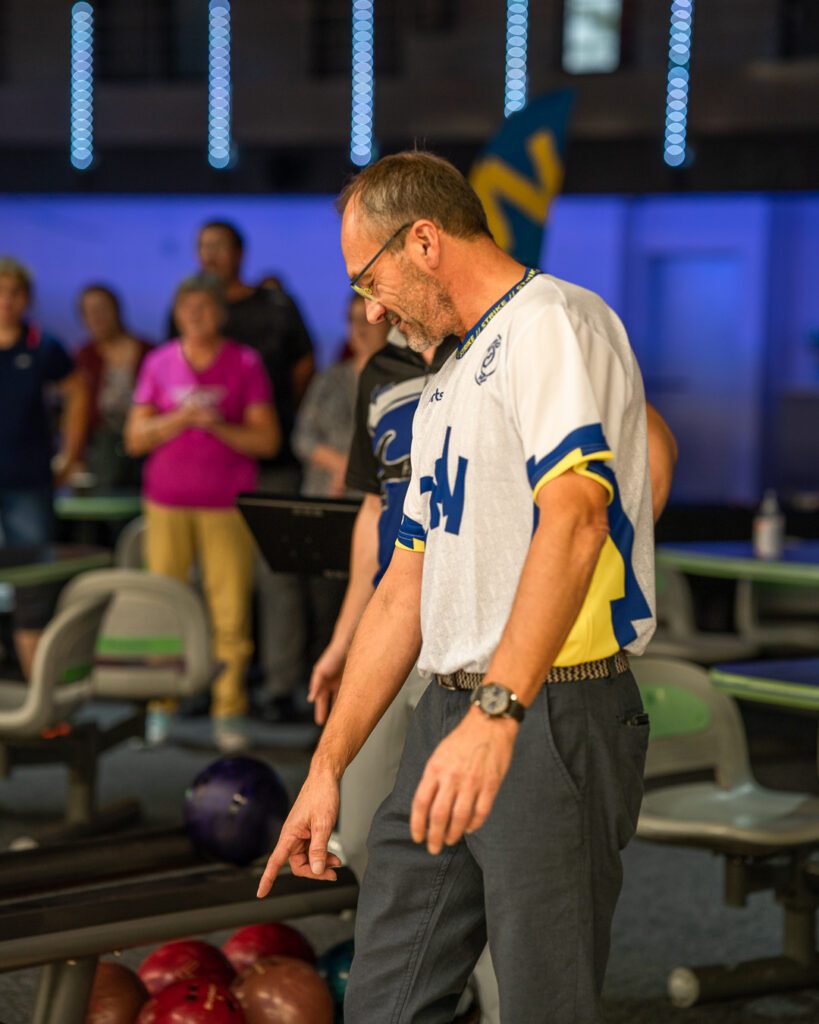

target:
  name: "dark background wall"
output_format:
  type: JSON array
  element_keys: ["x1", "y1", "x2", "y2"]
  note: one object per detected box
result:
[{"x1": 0, "y1": 0, "x2": 817, "y2": 192}]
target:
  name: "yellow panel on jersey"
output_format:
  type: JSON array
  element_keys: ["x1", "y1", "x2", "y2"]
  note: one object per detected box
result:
[
  {"x1": 552, "y1": 534, "x2": 623, "y2": 666},
  {"x1": 395, "y1": 537, "x2": 426, "y2": 553},
  {"x1": 395, "y1": 514, "x2": 427, "y2": 554},
  {"x1": 531, "y1": 447, "x2": 614, "y2": 505}
]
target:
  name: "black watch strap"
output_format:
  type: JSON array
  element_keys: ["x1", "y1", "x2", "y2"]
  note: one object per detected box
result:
[{"x1": 506, "y1": 698, "x2": 526, "y2": 723}]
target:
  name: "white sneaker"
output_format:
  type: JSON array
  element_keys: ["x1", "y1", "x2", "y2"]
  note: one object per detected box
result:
[{"x1": 213, "y1": 717, "x2": 252, "y2": 753}]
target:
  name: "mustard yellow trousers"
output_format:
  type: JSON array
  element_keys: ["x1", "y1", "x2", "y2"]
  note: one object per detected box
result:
[{"x1": 144, "y1": 501, "x2": 254, "y2": 719}]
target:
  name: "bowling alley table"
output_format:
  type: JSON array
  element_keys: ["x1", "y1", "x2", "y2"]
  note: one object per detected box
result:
[
  {"x1": 656, "y1": 540, "x2": 819, "y2": 587},
  {"x1": 0, "y1": 545, "x2": 111, "y2": 586},
  {"x1": 711, "y1": 657, "x2": 819, "y2": 773},
  {"x1": 54, "y1": 492, "x2": 142, "y2": 524}
]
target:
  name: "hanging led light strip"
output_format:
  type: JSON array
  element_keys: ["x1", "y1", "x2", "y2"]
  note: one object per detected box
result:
[
  {"x1": 664, "y1": 0, "x2": 694, "y2": 167},
  {"x1": 350, "y1": 0, "x2": 375, "y2": 167},
  {"x1": 504, "y1": 0, "x2": 529, "y2": 117},
  {"x1": 70, "y1": 2, "x2": 94, "y2": 170},
  {"x1": 208, "y1": 0, "x2": 232, "y2": 169}
]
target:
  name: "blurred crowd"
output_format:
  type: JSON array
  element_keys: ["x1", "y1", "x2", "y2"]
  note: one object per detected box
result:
[{"x1": 0, "y1": 221, "x2": 389, "y2": 750}]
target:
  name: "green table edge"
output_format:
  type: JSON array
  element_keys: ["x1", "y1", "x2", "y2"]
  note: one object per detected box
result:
[
  {"x1": 710, "y1": 667, "x2": 819, "y2": 712},
  {"x1": 657, "y1": 546, "x2": 819, "y2": 587},
  {"x1": 0, "y1": 552, "x2": 112, "y2": 586},
  {"x1": 55, "y1": 496, "x2": 143, "y2": 521}
]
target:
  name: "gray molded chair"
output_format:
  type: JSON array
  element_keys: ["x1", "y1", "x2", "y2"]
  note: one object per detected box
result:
[
  {"x1": 648, "y1": 565, "x2": 759, "y2": 664},
  {"x1": 113, "y1": 514, "x2": 146, "y2": 569},
  {"x1": 632, "y1": 655, "x2": 819, "y2": 1007},
  {"x1": 735, "y1": 579, "x2": 819, "y2": 654},
  {"x1": 0, "y1": 595, "x2": 110, "y2": 737},
  {"x1": 57, "y1": 569, "x2": 218, "y2": 702},
  {"x1": 0, "y1": 594, "x2": 136, "y2": 838}
]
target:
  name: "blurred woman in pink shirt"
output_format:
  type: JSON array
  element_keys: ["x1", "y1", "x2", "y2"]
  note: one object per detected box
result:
[{"x1": 126, "y1": 274, "x2": 279, "y2": 751}]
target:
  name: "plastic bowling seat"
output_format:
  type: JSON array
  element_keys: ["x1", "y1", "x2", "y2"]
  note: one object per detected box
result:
[
  {"x1": 735, "y1": 579, "x2": 819, "y2": 654},
  {"x1": 56, "y1": 568, "x2": 218, "y2": 702},
  {"x1": 0, "y1": 594, "x2": 134, "y2": 839},
  {"x1": 631, "y1": 655, "x2": 819, "y2": 1007},
  {"x1": 113, "y1": 515, "x2": 146, "y2": 569},
  {"x1": 648, "y1": 565, "x2": 759, "y2": 664}
]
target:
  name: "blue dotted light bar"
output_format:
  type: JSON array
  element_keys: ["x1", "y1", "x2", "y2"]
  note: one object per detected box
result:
[
  {"x1": 70, "y1": 2, "x2": 94, "y2": 171},
  {"x1": 664, "y1": 0, "x2": 694, "y2": 167},
  {"x1": 504, "y1": 0, "x2": 529, "y2": 117},
  {"x1": 208, "y1": 0, "x2": 232, "y2": 169},
  {"x1": 351, "y1": 0, "x2": 375, "y2": 167}
]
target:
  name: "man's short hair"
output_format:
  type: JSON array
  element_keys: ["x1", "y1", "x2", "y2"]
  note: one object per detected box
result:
[
  {"x1": 199, "y1": 220, "x2": 245, "y2": 253},
  {"x1": 173, "y1": 272, "x2": 227, "y2": 312},
  {"x1": 0, "y1": 256, "x2": 33, "y2": 298},
  {"x1": 337, "y1": 152, "x2": 491, "y2": 241}
]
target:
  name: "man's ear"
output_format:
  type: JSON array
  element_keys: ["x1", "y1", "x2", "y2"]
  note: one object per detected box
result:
[{"x1": 410, "y1": 220, "x2": 442, "y2": 270}]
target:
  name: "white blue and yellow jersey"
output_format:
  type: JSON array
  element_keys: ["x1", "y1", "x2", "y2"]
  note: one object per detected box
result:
[{"x1": 396, "y1": 269, "x2": 656, "y2": 677}]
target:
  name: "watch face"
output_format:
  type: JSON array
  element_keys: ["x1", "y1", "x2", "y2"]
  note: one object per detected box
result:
[{"x1": 480, "y1": 684, "x2": 511, "y2": 716}]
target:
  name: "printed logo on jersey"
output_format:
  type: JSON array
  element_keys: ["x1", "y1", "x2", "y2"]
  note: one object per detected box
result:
[
  {"x1": 421, "y1": 426, "x2": 468, "y2": 535},
  {"x1": 429, "y1": 388, "x2": 445, "y2": 403},
  {"x1": 475, "y1": 336, "x2": 502, "y2": 385},
  {"x1": 14, "y1": 354, "x2": 32, "y2": 370}
]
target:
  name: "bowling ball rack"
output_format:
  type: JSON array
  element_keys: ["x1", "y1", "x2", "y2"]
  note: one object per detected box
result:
[{"x1": 0, "y1": 826, "x2": 357, "y2": 1024}]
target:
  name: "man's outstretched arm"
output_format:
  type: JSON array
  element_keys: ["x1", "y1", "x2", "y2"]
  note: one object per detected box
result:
[{"x1": 257, "y1": 546, "x2": 423, "y2": 895}]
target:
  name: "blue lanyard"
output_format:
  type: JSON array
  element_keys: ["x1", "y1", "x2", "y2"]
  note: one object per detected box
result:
[{"x1": 457, "y1": 267, "x2": 541, "y2": 360}]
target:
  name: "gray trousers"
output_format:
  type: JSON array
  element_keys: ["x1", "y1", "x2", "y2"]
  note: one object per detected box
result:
[
  {"x1": 340, "y1": 668, "x2": 500, "y2": 1024},
  {"x1": 345, "y1": 667, "x2": 648, "y2": 1024}
]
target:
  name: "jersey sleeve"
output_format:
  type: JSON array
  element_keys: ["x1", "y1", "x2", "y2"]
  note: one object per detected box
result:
[
  {"x1": 345, "y1": 361, "x2": 380, "y2": 495},
  {"x1": 507, "y1": 305, "x2": 615, "y2": 505},
  {"x1": 395, "y1": 417, "x2": 428, "y2": 554}
]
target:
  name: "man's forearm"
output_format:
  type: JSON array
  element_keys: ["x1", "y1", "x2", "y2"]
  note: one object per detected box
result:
[
  {"x1": 209, "y1": 421, "x2": 279, "y2": 458},
  {"x1": 60, "y1": 376, "x2": 89, "y2": 465},
  {"x1": 312, "y1": 553, "x2": 422, "y2": 779},
  {"x1": 484, "y1": 485, "x2": 608, "y2": 708}
]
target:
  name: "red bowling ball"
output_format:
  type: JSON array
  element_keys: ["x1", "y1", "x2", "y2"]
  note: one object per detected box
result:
[
  {"x1": 221, "y1": 924, "x2": 315, "y2": 975},
  {"x1": 136, "y1": 981, "x2": 245, "y2": 1024},
  {"x1": 86, "y1": 961, "x2": 149, "y2": 1023},
  {"x1": 138, "y1": 941, "x2": 236, "y2": 997},
  {"x1": 232, "y1": 956, "x2": 334, "y2": 1024}
]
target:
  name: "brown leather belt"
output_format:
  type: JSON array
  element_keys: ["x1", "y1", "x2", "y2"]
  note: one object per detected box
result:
[{"x1": 436, "y1": 651, "x2": 630, "y2": 692}]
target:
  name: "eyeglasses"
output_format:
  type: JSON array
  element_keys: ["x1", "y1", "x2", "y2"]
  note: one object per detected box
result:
[{"x1": 349, "y1": 221, "x2": 413, "y2": 300}]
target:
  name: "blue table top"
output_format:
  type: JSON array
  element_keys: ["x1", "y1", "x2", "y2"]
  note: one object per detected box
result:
[
  {"x1": 657, "y1": 540, "x2": 819, "y2": 585},
  {"x1": 714, "y1": 659, "x2": 819, "y2": 688},
  {"x1": 661, "y1": 541, "x2": 819, "y2": 565},
  {"x1": 711, "y1": 658, "x2": 819, "y2": 711}
]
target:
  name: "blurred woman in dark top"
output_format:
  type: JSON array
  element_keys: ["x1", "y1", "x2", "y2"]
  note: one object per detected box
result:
[
  {"x1": 0, "y1": 257, "x2": 87, "y2": 676},
  {"x1": 74, "y1": 285, "x2": 151, "y2": 490}
]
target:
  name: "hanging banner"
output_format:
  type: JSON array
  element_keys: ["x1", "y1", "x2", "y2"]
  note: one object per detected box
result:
[{"x1": 469, "y1": 90, "x2": 574, "y2": 267}]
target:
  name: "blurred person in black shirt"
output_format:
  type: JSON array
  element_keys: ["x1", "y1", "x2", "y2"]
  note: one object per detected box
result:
[
  {"x1": 168, "y1": 221, "x2": 316, "y2": 720},
  {"x1": 169, "y1": 221, "x2": 314, "y2": 460}
]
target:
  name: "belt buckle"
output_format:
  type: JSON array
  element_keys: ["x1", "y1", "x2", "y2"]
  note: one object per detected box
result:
[{"x1": 438, "y1": 675, "x2": 458, "y2": 691}]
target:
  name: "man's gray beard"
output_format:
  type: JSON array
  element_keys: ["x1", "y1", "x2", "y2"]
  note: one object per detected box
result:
[{"x1": 403, "y1": 323, "x2": 437, "y2": 353}]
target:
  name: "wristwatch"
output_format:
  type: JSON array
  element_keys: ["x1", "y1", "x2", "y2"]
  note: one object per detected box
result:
[{"x1": 471, "y1": 683, "x2": 526, "y2": 722}]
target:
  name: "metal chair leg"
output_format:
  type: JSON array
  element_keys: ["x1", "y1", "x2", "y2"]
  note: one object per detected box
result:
[{"x1": 33, "y1": 956, "x2": 98, "y2": 1024}]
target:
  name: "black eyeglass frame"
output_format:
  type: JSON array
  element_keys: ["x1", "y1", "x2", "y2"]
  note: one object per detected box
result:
[{"x1": 349, "y1": 221, "x2": 414, "y2": 300}]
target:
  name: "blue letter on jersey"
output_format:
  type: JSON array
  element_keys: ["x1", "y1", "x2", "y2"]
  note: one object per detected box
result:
[{"x1": 421, "y1": 426, "x2": 468, "y2": 535}]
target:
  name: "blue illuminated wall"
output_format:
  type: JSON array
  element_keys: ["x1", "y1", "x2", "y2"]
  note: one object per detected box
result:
[
  {"x1": 3, "y1": 192, "x2": 818, "y2": 505},
  {"x1": 2, "y1": 194, "x2": 350, "y2": 364}
]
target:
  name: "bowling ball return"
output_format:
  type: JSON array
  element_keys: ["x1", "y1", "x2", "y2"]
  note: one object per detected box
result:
[{"x1": 0, "y1": 826, "x2": 357, "y2": 1024}]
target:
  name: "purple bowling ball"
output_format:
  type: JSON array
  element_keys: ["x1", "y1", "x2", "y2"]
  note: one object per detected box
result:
[{"x1": 184, "y1": 756, "x2": 290, "y2": 866}]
